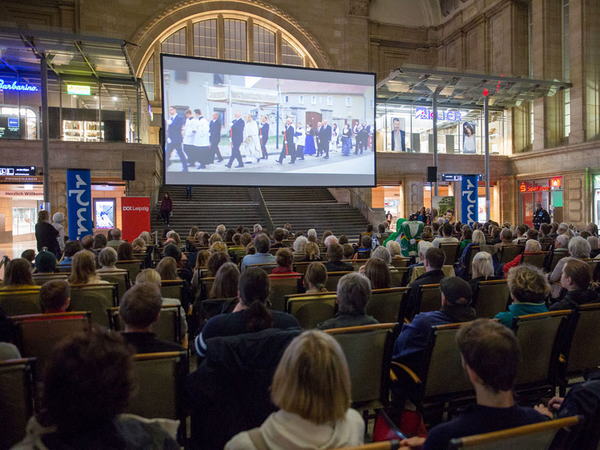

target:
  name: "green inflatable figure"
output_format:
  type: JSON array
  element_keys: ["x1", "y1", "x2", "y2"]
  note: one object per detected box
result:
[
  {"x1": 383, "y1": 218, "x2": 407, "y2": 247},
  {"x1": 399, "y1": 221, "x2": 424, "y2": 257}
]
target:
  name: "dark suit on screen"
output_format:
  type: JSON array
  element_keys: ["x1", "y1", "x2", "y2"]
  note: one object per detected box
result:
[
  {"x1": 260, "y1": 122, "x2": 269, "y2": 159},
  {"x1": 320, "y1": 124, "x2": 332, "y2": 158},
  {"x1": 227, "y1": 118, "x2": 245, "y2": 168},
  {"x1": 167, "y1": 113, "x2": 187, "y2": 171},
  {"x1": 210, "y1": 118, "x2": 223, "y2": 162},
  {"x1": 278, "y1": 124, "x2": 296, "y2": 164}
]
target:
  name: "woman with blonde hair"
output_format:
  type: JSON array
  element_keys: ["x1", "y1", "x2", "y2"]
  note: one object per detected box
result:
[
  {"x1": 304, "y1": 262, "x2": 328, "y2": 293},
  {"x1": 191, "y1": 250, "x2": 211, "y2": 294},
  {"x1": 166, "y1": 230, "x2": 182, "y2": 247},
  {"x1": 138, "y1": 231, "x2": 152, "y2": 245},
  {"x1": 494, "y1": 264, "x2": 549, "y2": 328},
  {"x1": 386, "y1": 240, "x2": 402, "y2": 259},
  {"x1": 292, "y1": 236, "x2": 308, "y2": 261},
  {"x1": 132, "y1": 238, "x2": 147, "y2": 253},
  {"x1": 68, "y1": 251, "x2": 107, "y2": 285},
  {"x1": 1, "y1": 258, "x2": 36, "y2": 289},
  {"x1": 225, "y1": 330, "x2": 364, "y2": 449},
  {"x1": 210, "y1": 242, "x2": 228, "y2": 254},
  {"x1": 363, "y1": 257, "x2": 391, "y2": 290},
  {"x1": 156, "y1": 256, "x2": 179, "y2": 281},
  {"x1": 469, "y1": 251, "x2": 501, "y2": 291},
  {"x1": 304, "y1": 242, "x2": 321, "y2": 262}
]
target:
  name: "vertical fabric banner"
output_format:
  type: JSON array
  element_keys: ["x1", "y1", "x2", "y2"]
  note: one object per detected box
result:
[
  {"x1": 461, "y1": 175, "x2": 479, "y2": 226},
  {"x1": 121, "y1": 197, "x2": 151, "y2": 243},
  {"x1": 66, "y1": 169, "x2": 93, "y2": 240}
]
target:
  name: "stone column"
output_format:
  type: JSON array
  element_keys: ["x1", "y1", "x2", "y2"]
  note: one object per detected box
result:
[
  {"x1": 403, "y1": 176, "x2": 424, "y2": 218},
  {"x1": 563, "y1": 169, "x2": 589, "y2": 229},
  {"x1": 345, "y1": 0, "x2": 372, "y2": 71}
]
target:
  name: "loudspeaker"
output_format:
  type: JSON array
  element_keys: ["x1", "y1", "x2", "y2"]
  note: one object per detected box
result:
[
  {"x1": 427, "y1": 166, "x2": 437, "y2": 183},
  {"x1": 122, "y1": 161, "x2": 135, "y2": 181}
]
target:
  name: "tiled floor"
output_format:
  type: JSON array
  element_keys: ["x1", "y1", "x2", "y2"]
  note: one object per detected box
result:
[{"x1": 0, "y1": 239, "x2": 37, "y2": 279}]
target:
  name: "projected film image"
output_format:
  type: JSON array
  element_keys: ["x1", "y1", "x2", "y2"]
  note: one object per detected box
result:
[{"x1": 162, "y1": 55, "x2": 376, "y2": 187}]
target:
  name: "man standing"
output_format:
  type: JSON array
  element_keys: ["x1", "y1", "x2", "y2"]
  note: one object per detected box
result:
[
  {"x1": 295, "y1": 121, "x2": 305, "y2": 161},
  {"x1": 532, "y1": 203, "x2": 550, "y2": 230},
  {"x1": 321, "y1": 119, "x2": 332, "y2": 159},
  {"x1": 277, "y1": 117, "x2": 296, "y2": 165},
  {"x1": 358, "y1": 123, "x2": 368, "y2": 154},
  {"x1": 315, "y1": 122, "x2": 323, "y2": 156},
  {"x1": 166, "y1": 106, "x2": 187, "y2": 172},
  {"x1": 183, "y1": 109, "x2": 197, "y2": 168},
  {"x1": 226, "y1": 111, "x2": 245, "y2": 168},
  {"x1": 259, "y1": 116, "x2": 269, "y2": 159},
  {"x1": 209, "y1": 112, "x2": 223, "y2": 163},
  {"x1": 391, "y1": 117, "x2": 406, "y2": 152},
  {"x1": 194, "y1": 109, "x2": 210, "y2": 169}
]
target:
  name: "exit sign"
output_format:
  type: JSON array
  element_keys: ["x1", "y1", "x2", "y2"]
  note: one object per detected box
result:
[{"x1": 67, "y1": 84, "x2": 91, "y2": 95}]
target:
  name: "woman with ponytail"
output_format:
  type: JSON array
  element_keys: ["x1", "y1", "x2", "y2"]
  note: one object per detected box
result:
[
  {"x1": 304, "y1": 262, "x2": 328, "y2": 294},
  {"x1": 194, "y1": 267, "x2": 300, "y2": 358}
]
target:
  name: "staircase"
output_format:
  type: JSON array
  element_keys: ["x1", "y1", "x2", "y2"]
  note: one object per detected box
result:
[
  {"x1": 152, "y1": 186, "x2": 369, "y2": 241},
  {"x1": 151, "y1": 186, "x2": 266, "y2": 235}
]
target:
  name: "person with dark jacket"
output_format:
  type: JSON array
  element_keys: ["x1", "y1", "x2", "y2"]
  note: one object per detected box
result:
[
  {"x1": 324, "y1": 243, "x2": 353, "y2": 272},
  {"x1": 259, "y1": 116, "x2": 269, "y2": 159},
  {"x1": 549, "y1": 258, "x2": 599, "y2": 311},
  {"x1": 317, "y1": 273, "x2": 379, "y2": 330},
  {"x1": 226, "y1": 111, "x2": 245, "y2": 168},
  {"x1": 159, "y1": 193, "x2": 172, "y2": 226},
  {"x1": 120, "y1": 282, "x2": 184, "y2": 354},
  {"x1": 532, "y1": 203, "x2": 551, "y2": 230},
  {"x1": 166, "y1": 106, "x2": 187, "y2": 172},
  {"x1": 35, "y1": 210, "x2": 60, "y2": 256},
  {"x1": 209, "y1": 112, "x2": 223, "y2": 162},
  {"x1": 406, "y1": 247, "x2": 447, "y2": 317},
  {"x1": 193, "y1": 268, "x2": 300, "y2": 358}
]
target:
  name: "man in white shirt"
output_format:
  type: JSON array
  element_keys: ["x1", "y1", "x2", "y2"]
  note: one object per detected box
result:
[
  {"x1": 183, "y1": 109, "x2": 198, "y2": 167},
  {"x1": 194, "y1": 109, "x2": 210, "y2": 169},
  {"x1": 243, "y1": 114, "x2": 262, "y2": 164},
  {"x1": 432, "y1": 223, "x2": 459, "y2": 248},
  {"x1": 295, "y1": 121, "x2": 305, "y2": 161}
]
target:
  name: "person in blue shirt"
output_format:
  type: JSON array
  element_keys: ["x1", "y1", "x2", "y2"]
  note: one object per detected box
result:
[
  {"x1": 494, "y1": 264, "x2": 549, "y2": 328},
  {"x1": 400, "y1": 319, "x2": 546, "y2": 449},
  {"x1": 58, "y1": 240, "x2": 82, "y2": 266},
  {"x1": 240, "y1": 234, "x2": 277, "y2": 272}
]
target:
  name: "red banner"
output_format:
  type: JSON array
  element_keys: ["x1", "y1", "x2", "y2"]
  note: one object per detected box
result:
[{"x1": 121, "y1": 197, "x2": 151, "y2": 243}]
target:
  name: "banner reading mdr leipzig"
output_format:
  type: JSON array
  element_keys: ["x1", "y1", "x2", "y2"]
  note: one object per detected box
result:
[
  {"x1": 122, "y1": 197, "x2": 151, "y2": 243},
  {"x1": 66, "y1": 169, "x2": 93, "y2": 240},
  {"x1": 461, "y1": 175, "x2": 479, "y2": 227}
]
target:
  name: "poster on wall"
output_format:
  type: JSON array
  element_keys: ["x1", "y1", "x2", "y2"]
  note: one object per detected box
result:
[
  {"x1": 478, "y1": 197, "x2": 487, "y2": 223},
  {"x1": 432, "y1": 196, "x2": 455, "y2": 221},
  {"x1": 121, "y1": 197, "x2": 150, "y2": 243},
  {"x1": 391, "y1": 117, "x2": 406, "y2": 152},
  {"x1": 462, "y1": 122, "x2": 476, "y2": 154},
  {"x1": 94, "y1": 199, "x2": 115, "y2": 229},
  {"x1": 66, "y1": 169, "x2": 93, "y2": 240},
  {"x1": 461, "y1": 175, "x2": 479, "y2": 226}
]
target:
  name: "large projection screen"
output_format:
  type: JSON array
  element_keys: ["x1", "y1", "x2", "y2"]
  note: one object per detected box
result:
[{"x1": 161, "y1": 54, "x2": 376, "y2": 187}]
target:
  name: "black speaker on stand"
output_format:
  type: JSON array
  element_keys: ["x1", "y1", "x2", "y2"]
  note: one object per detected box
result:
[
  {"x1": 122, "y1": 161, "x2": 135, "y2": 196},
  {"x1": 427, "y1": 166, "x2": 438, "y2": 209}
]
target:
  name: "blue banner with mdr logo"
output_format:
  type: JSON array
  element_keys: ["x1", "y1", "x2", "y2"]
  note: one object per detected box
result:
[{"x1": 66, "y1": 169, "x2": 93, "y2": 240}]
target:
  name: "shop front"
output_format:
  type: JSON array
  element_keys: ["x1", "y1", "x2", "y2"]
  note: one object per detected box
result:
[{"x1": 519, "y1": 177, "x2": 563, "y2": 227}]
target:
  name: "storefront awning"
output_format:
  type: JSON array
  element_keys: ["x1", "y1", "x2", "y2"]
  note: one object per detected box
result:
[{"x1": 377, "y1": 65, "x2": 572, "y2": 109}]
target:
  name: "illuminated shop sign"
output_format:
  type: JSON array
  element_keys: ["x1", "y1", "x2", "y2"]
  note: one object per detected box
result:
[
  {"x1": 0, "y1": 79, "x2": 39, "y2": 92},
  {"x1": 67, "y1": 84, "x2": 91, "y2": 95},
  {"x1": 551, "y1": 178, "x2": 562, "y2": 188},
  {"x1": 520, "y1": 182, "x2": 550, "y2": 193},
  {"x1": 415, "y1": 107, "x2": 462, "y2": 122}
]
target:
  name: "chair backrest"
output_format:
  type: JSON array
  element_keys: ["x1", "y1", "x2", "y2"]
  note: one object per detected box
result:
[
  {"x1": 565, "y1": 303, "x2": 600, "y2": 375},
  {"x1": 12, "y1": 312, "x2": 92, "y2": 372},
  {"x1": 0, "y1": 358, "x2": 36, "y2": 450},
  {"x1": 520, "y1": 252, "x2": 549, "y2": 269},
  {"x1": 548, "y1": 250, "x2": 569, "y2": 272},
  {"x1": 326, "y1": 324, "x2": 398, "y2": 408},
  {"x1": 390, "y1": 258, "x2": 410, "y2": 268},
  {"x1": 345, "y1": 259, "x2": 369, "y2": 272},
  {"x1": 409, "y1": 265, "x2": 455, "y2": 284},
  {"x1": 422, "y1": 322, "x2": 474, "y2": 400},
  {"x1": 107, "y1": 306, "x2": 182, "y2": 344},
  {"x1": 55, "y1": 265, "x2": 72, "y2": 273},
  {"x1": 69, "y1": 284, "x2": 117, "y2": 327},
  {"x1": 32, "y1": 273, "x2": 68, "y2": 285},
  {"x1": 499, "y1": 245, "x2": 523, "y2": 264},
  {"x1": 331, "y1": 441, "x2": 401, "y2": 450},
  {"x1": 285, "y1": 293, "x2": 337, "y2": 329},
  {"x1": 0, "y1": 288, "x2": 42, "y2": 315},
  {"x1": 246, "y1": 263, "x2": 277, "y2": 274},
  {"x1": 472, "y1": 280, "x2": 510, "y2": 319},
  {"x1": 366, "y1": 288, "x2": 409, "y2": 323},
  {"x1": 161, "y1": 280, "x2": 184, "y2": 302},
  {"x1": 513, "y1": 310, "x2": 571, "y2": 389},
  {"x1": 416, "y1": 284, "x2": 441, "y2": 315},
  {"x1": 326, "y1": 271, "x2": 353, "y2": 292},
  {"x1": 292, "y1": 261, "x2": 312, "y2": 275},
  {"x1": 98, "y1": 271, "x2": 130, "y2": 303},
  {"x1": 390, "y1": 267, "x2": 409, "y2": 288},
  {"x1": 115, "y1": 260, "x2": 143, "y2": 281},
  {"x1": 465, "y1": 246, "x2": 481, "y2": 277},
  {"x1": 128, "y1": 351, "x2": 188, "y2": 423},
  {"x1": 268, "y1": 274, "x2": 301, "y2": 312},
  {"x1": 440, "y1": 243, "x2": 460, "y2": 264},
  {"x1": 447, "y1": 416, "x2": 580, "y2": 450}
]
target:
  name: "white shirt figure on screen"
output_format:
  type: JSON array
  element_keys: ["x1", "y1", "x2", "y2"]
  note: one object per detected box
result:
[
  {"x1": 193, "y1": 111, "x2": 210, "y2": 148},
  {"x1": 244, "y1": 115, "x2": 262, "y2": 163},
  {"x1": 183, "y1": 113, "x2": 197, "y2": 146}
]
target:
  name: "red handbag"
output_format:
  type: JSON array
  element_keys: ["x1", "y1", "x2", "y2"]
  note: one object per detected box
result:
[{"x1": 373, "y1": 408, "x2": 428, "y2": 442}]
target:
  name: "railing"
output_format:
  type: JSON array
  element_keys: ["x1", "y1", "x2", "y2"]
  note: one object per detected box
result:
[{"x1": 251, "y1": 188, "x2": 276, "y2": 231}]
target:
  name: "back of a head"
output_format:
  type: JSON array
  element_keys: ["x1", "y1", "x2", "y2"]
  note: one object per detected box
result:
[
  {"x1": 93, "y1": 234, "x2": 107, "y2": 249},
  {"x1": 239, "y1": 268, "x2": 272, "y2": 332},
  {"x1": 338, "y1": 235, "x2": 349, "y2": 245},
  {"x1": 40, "y1": 280, "x2": 71, "y2": 312},
  {"x1": 69, "y1": 251, "x2": 97, "y2": 285},
  {"x1": 271, "y1": 330, "x2": 351, "y2": 425},
  {"x1": 210, "y1": 262, "x2": 240, "y2": 299},
  {"x1": 378, "y1": 223, "x2": 386, "y2": 234},
  {"x1": 507, "y1": 264, "x2": 550, "y2": 304},
  {"x1": 3, "y1": 258, "x2": 34, "y2": 287},
  {"x1": 457, "y1": 319, "x2": 521, "y2": 393},
  {"x1": 241, "y1": 233, "x2": 252, "y2": 247},
  {"x1": 293, "y1": 236, "x2": 308, "y2": 253},
  {"x1": 163, "y1": 243, "x2": 182, "y2": 262},
  {"x1": 274, "y1": 228, "x2": 285, "y2": 242},
  {"x1": 98, "y1": 247, "x2": 118, "y2": 268},
  {"x1": 156, "y1": 256, "x2": 179, "y2": 280},
  {"x1": 517, "y1": 224, "x2": 527, "y2": 237},
  {"x1": 366, "y1": 224, "x2": 374, "y2": 233},
  {"x1": 38, "y1": 210, "x2": 49, "y2": 223},
  {"x1": 364, "y1": 258, "x2": 390, "y2": 290},
  {"x1": 305, "y1": 262, "x2": 328, "y2": 292},
  {"x1": 135, "y1": 268, "x2": 162, "y2": 288},
  {"x1": 35, "y1": 251, "x2": 57, "y2": 273},
  {"x1": 371, "y1": 246, "x2": 392, "y2": 265},
  {"x1": 52, "y1": 212, "x2": 64, "y2": 224},
  {"x1": 43, "y1": 328, "x2": 133, "y2": 432},
  {"x1": 81, "y1": 235, "x2": 94, "y2": 250},
  {"x1": 111, "y1": 228, "x2": 122, "y2": 240},
  {"x1": 472, "y1": 229, "x2": 486, "y2": 246},
  {"x1": 588, "y1": 236, "x2": 599, "y2": 250},
  {"x1": 342, "y1": 244, "x2": 354, "y2": 259},
  {"x1": 117, "y1": 242, "x2": 134, "y2": 261},
  {"x1": 21, "y1": 249, "x2": 35, "y2": 263},
  {"x1": 276, "y1": 247, "x2": 293, "y2": 268},
  {"x1": 568, "y1": 236, "x2": 591, "y2": 258},
  {"x1": 563, "y1": 258, "x2": 592, "y2": 290},
  {"x1": 525, "y1": 239, "x2": 541, "y2": 252},
  {"x1": 327, "y1": 242, "x2": 344, "y2": 262},
  {"x1": 305, "y1": 242, "x2": 320, "y2": 261},
  {"x1": 425, "y1": 247, "x2": 446, "y2": 270},
  {"x1": 361, "y1": 234, "x2": 372, "y2": 249},
  {"x1": 120, "y1": 282, "x2": 162, "y2": 328},
  {"x1": 386, "y1": 240, "x2": 401, "y2": 257},
  {"x1": 500, "y1": 228, "x2": 512, "y2": 241},
  {"x1": 418, "y1": 240, "x2": 433, "y2": 259},
  {"x1": 254, "y1": 234, "x2": 271, "y2": 253},
  {"x1": 337, "y1": 272, "x2": 371, "y2": 314},
  {"x1": 64, "y1": 240, "x2": 83, "y2": 258},
  {"x1": 440, "y1": 277, "x2": 472, "y2": 306},
  {"x1": 472, "y1": 251, "x2": 494, "y2": 279},
  {"x1": 442, "y1": 223, "x2": 453, "y2": 237},
  {"x1": 208, "y1": 251, "x2": 230, "y2": 276}
]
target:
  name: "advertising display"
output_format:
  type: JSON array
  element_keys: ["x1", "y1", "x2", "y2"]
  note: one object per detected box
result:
[
  {"x1": 461, "y1": 175, "x2": 479, "y2": 226},
  {"x1": 66, "y1": 169, "x2": 93, "y2": 240},
  {"x1": 462, "y1": 121, "x2": 476, "y2": 154},
  {"x1": 94, "y1": 199, "x2": 116, "y2": 229},
  {"x1": 121, "y1": 197, "x2": 150, "y2": 243},
  {"x1": 432, "y1": 196, "x2": 455, "y2": 220}
]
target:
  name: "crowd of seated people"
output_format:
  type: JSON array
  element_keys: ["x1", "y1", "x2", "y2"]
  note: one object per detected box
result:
[{"x1": 3, "y1": 218, "x2": 600, "y2": 449}]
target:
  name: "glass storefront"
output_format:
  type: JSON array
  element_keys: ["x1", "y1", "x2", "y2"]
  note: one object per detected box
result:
[
  {"x1": 375, "y1": 104, "x2": 508, "y2": 155},
  {"x1": 520, "y1": 177, "x2": 563, "y2": 227},
  {"x1": 12, "y1": 206, "x2": 36, "y2": 236}
]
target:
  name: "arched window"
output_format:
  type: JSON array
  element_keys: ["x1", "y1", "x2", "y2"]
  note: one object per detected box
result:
[{"x1": 140, "y1": 14, "x2": 309, "y2": 103}]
